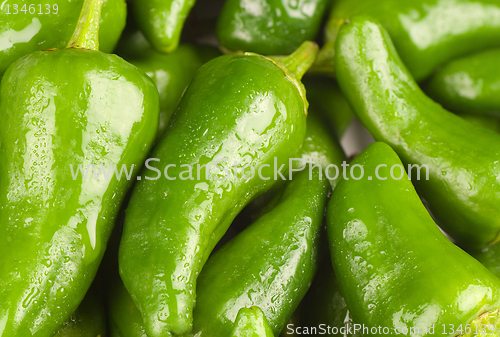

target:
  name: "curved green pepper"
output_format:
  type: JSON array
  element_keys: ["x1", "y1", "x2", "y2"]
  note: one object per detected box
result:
[
  {"x1": 217, "y1": 0, "x2": 330, "y2": 55},
  {"x1": 230, "y1": 307, "x2": 274, "y2": 337},
  {"x1": 130, "y1": 0, "x2": 196, "y2": 53},
  {"x1": 119, "y1": 42, "x2": 318, "y2": 337},
  {"x1": 327, "y1": 142, "x2": 500, "y2": 335},
  {"x1": 0, "y1": 1, "x2": 159, "y2": 335},
  {"x1": 426, "y1": 49, "x2": 500, "y2": 116},
  {"x1": 191, "y1": 167, "x2": 329, "y2": 336},
  {"x1": 118, "y1": 39, "x2": 220, "y2": 138},
  {"x1": 104, "y1": 169, "x2": 328, "y2": 337},
  {"x1": 0, "y1": 0, "x2": 126, "y2": 76},
  {"x1": 316, "y1": 0, "x2": 500, "y2": 81},
  {"x1": 334, "y1": 15, "x2": 500, "y2": 251},
  {"x1": 54, "y1": 282, "x2": 106, "y2": 337},
  {"x1": 303, "y1": 76, "x2": 355, "y2": 140}
]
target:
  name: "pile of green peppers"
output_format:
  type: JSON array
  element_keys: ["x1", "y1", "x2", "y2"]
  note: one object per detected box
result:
[{"x1": 2, "y1": 0, "x2": 500, "y2": 336}]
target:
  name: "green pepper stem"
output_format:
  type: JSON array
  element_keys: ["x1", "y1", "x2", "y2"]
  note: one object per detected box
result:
[
  {"x1": 66, "y1": 0, "x2": 104, "y2": 50},
  {"x1": 278, "y1": 41, "x2": 319, "y2": 81}
]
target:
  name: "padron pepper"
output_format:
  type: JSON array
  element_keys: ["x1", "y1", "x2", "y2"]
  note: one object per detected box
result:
[
  {"x1": 106, "y1": 169, "x2": 328, "y2": 337},
  {"x1": 0, "y1": 0, "x2": 159, "y2": 335},
  {"x1": 130, "y1": 0, "x2": 196, "y2": 53},
  {"x1": 190, "y1": 167, "x2": 329, "y2": 337},
  {"x1": 116, "y1": 29, "x2": 220, "y2": 138},
  {"x1": 216, "y1": 0, "x2": 330, "y2": 55},
  {"x1": 334, "y1": 15, "x2": 500, "y2": 251},
  {"x1": 230, "y1": 307, "x2": 275, "y2": 337},
  {"x1": 426, "y1": 48, "x2": 500, "y2": 117},
  {"x1": 315, "y1": 0, "x2": 500, "y2": 81},
  {"x1": 0, "y1": 0, "x2": 126, "y2": 76},
  {"x1": 119, "y1": 42, "x2": 318, "y2": 336},
  {"x1": 327, "y1": 142, "x2": 500, "y2": 336}
]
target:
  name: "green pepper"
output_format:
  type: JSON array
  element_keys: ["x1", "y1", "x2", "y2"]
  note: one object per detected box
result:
[
  {"x1": 0, "y1": 0, "x2": 159, "y2": 335},
  {"x1": 53, "y1": 281, "x2": 106, "y2": 337},
  {"x1": 426, "y1": 49, "x2": 500, "y2": 117},
  {"x1": 105, "y1": 168, "x2": 328, "y2": 337},
  {"x1": 230, "y1": 307, "x2": 275, "y2": 337},
  {"x1": 190, "y1": 167, "x2": 329, "y2": 337},
  {"x1": 118, "y1": 37, "x2": 220, "y2": 138},
  {"x1": 315, "y1": 0, "x2": 500, "y2": 81},
  {"x1": 327, "y1": 142, "x2": 500, "y2": 335},
  {"x1": 217, "y1": 0, "x2": 330, "y2": 55},
  {"x1": 119, "y1": 42, "x2": 318, "y2": 337},
  {"x1": 303, "y1": 76, "x2": 355, "y2": 140},
  {"x1": 130, "y1": 0, "x2": 196, "y2": 53},
  {"x1": 334, "y1": 15, "x2": 500, "y2": 251},
  {"x1": 0, "y1": 0, "x2": 126, "y2": 76}
]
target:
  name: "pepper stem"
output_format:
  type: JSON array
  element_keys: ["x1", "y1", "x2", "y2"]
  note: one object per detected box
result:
[
  {"x1": 66, "y1": 0, "x2": 104, "y2": 50},
  {"x1": 275, "y1": 42, "x2": 319, "y2": 81}
]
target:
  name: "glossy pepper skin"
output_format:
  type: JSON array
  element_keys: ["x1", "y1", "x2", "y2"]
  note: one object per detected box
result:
[
  {"x1": 53, "y1": 282, "x2": 106, "y2": 337},
  {"x1": 118, "y1": 39, "x2": 220, "y2": 138},
  {"x1": 303, "y1": 77, "x2": 354, "y2": 140},
  {"x1": 335, "y1": 15, "x2": 500, "y2": 251},
  {"x1": 0, "y1": 0, "x2": 126, "y2": 76},
  {"x1": 0, "y1": 1, "x2": 159, "y2": 335},
  {"x1": 316, "y1": 0, "x2": 500, "y2": 81},
  {"x1": 426, "y1": 49, "x2": 500, "y2": 116},
  {"x1": 217, "y1": 0, "x2": 330, "y2": 55},
  {"x1": 190, "y1": 167, "x2": 329, "y2": 337},
  {"x1": 131, "y1": 0, "x2": 196, "y2": 53},
  {"x1": 327, "y1": 142, "x2": 500, "y2": 336},
  {"x1": 119, "y1": 42, "x2": 317, "y2": 337},
  {"x1": 230, "y1": 307, "x2": 275, "y2": 337}
]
